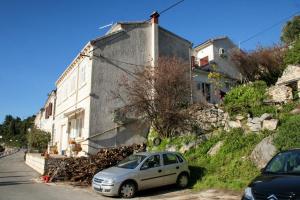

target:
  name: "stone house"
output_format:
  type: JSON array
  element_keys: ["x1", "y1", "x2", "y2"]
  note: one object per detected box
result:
[
  {"x1": 191, "y1": 36, "x2": 243, "y2": 104},
  {"x1": 37, "y1": 12, "x2": 191, "y2": 156},
  {"x1": 268, "y1": 65, "x2": 300, "y2": 103}
]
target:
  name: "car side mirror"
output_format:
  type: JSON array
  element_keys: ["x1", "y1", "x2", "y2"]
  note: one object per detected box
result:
[{"x1": 260, "y1": 167, "x2": 265, "y2": 173}]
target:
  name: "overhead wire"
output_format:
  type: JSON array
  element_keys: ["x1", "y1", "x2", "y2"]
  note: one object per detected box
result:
[{"x1": 239, "y1": 10, "x2": 300, "y2": 46}]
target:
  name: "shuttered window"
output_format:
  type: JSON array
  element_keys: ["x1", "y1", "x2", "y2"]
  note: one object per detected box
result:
[{"x1": 199, "y1": 56, "x2": 209, "y2": 67}]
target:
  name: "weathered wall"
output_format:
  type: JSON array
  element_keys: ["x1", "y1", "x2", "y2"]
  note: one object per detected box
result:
[
  {"x1": 158, "y1": 27, "x2": 191, "y2": 61},
  {"x1": 213, "y1": 39, "x2": 242, "y2": 80},
  {"x1": 89, "y1": 23, "x2": 152, "y2": 150},
  {"x1": 189, "y1": 105, "x2": 228, "y2": 132},
  {"x1": 89, "y1": 24, "x2": 191, "y2": 151}
]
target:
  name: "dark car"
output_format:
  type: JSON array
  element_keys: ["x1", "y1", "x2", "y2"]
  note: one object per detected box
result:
[{"x1": 242, "y1": 149, "x2": 300, "y2": 200}]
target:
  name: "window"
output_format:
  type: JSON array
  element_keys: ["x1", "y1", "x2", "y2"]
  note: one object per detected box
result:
[
  {"x1": 45, "y1": 103, "x2": 53, "y2": 119},
  {"x1": 62, "y1": 84, "x2": 68, "y2": 101},
  {"x1": 176, "y1": 154, "x2": 184, "y2": 163},
  {"x1": 265, "y1": 151, "x2": 300, "y2": 174},
  {"x1": 117, "y1": 155, "x2": 147, "y2": 169},
  {"x1": 70, "y1": 75, "x2": 76, "y2": 94},
  {"x1": 69, "y1": 116, "x2": 84, "y2": 138},
  {"x1": 141, "y1": 155, "x2": 161, "y2": 170},
  {"x1": 79, "y1": 64, "x2": 86, "y2": 86},
  {"x1": 76, "y1": 117, "x2": 83, "y2": 137},
  {"x1": 199, "y1": 56, "x2": 209, "y2": 67},
  {"x1": 219, "y1": 48, "x2": 225, "y2": 55},
  {"x1": 191, "y1": 56, "x2": 195, "y2": 67},
  {"x1": 202, "y1": 83, "x2": 211, "y2": 102},
  {"x1": 163, "y1": 153, "x2": 178, "y2": 165},
  {"x1": 197, "y1": 82, "x2": 202, "y2": 90}
]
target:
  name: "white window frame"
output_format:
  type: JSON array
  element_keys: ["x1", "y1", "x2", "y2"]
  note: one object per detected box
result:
[{"x1": 79, "y1": 64, "x2": 86, "y2": 87}]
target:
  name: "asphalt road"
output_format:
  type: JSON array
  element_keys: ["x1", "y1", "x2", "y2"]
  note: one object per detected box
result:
[
  {"x1": 0, "y1": 151, "x2": 110, "y2": 200},
  {"x1": 0, "y1": 151, "x2": 241, "y2": 200}
]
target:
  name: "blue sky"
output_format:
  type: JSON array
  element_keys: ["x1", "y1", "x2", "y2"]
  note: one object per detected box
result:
[{"x1": 0, "y1": 0, "x2": 299, "y2": 122}]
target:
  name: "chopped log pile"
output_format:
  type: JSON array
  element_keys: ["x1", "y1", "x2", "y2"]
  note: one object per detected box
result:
[{"x1": 45, "y1": 144, "x2": 146, "y2": 184}]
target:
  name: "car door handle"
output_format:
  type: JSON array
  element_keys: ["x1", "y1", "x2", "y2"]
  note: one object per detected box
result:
[
  {"x1": 176, "y1": 166, "x2": 179, "y2": 169},
  {"x1": 158, "y1": 169, "x2": 162, "y2": 173}
]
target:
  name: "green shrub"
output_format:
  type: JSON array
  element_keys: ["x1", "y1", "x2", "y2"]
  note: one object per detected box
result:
[
  {"x1": 274, "y1": 115, "x2": 300, "y2": 151},
  {"x1": 280, "y1": 101, "x2": 299, "y2": 113},
  {"x1": 284, "y1": 39, "x2": 300, "y2": 65},
  {"x1": 223, "y1": 81, "x2": 268, "y2": 116},
  {"x1": 250, "y1": 105, "x2": 277, "y2": 117},
  {"x1": 27, "y1": 128, "x2": 51, "y2": 152}
]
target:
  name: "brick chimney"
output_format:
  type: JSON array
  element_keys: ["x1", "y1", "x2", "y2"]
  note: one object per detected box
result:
[
  {"x1": 150, "y1": 11, "x2": 159, "y2": 67},
  {"x1": 150, "y1": 11, "x2": 160, "y2": 24}
]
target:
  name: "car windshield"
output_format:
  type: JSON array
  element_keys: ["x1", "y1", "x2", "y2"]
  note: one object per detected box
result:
[
  {"x1": 117, "y1": 154, "x2": 147, "y2": 169},
  {"x1": 265, "y1": 151, "x2": 300, "y2": 175}
]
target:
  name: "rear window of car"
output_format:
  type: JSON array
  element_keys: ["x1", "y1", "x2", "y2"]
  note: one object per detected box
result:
[{"x1": 163, "y1": 153, "x2": 178, "y2": 165}]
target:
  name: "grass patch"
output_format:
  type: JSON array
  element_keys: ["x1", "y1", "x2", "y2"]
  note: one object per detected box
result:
[
  {"x1": 185, "y1": 129, "x2": 265, "y2": 191},
  {"x1": 274, "y1": 114, "x2": 300, "y2": 151}
]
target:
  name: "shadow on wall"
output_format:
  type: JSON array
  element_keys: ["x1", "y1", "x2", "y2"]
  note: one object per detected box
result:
[{"x1": 90, "y1": 119, "x2": 150, "y2": 149}]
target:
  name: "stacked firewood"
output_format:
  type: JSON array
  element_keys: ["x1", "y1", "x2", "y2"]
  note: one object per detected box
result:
[{"x1": 46, "y1": 144, "x2": 146, "y2": 184}]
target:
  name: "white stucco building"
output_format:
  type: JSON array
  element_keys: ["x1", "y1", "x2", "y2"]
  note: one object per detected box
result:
[{"x1": 191, "y1": 36, "x2": 243, "y2": 104}]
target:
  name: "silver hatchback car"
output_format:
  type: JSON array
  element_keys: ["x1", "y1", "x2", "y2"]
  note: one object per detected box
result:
[{"x1": 92, "y1": 151, "x2": 190, "y2": 198}]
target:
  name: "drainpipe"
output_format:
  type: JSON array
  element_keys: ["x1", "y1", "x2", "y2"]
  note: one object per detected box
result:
[{"x1": 189, "y1": 47, "x2": 194, "y2": 104}]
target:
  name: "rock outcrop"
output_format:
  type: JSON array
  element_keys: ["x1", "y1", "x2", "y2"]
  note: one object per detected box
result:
[
  {"x1": 190, "y1": 104, "x2": 228, "y2": 133},
  {"x1": 262, "y1": 119, "x2": 278, "y2": 131},
  {"x1": 208, "y1": 141, "x2": 224, "y2": 156},
  {"x1": 250, "y1": 136, "x2": 276, "y2": 169}
]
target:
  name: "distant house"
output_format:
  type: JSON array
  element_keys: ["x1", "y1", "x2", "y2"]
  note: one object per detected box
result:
[
  {"x1": 191, "y1": 36, "x2": 243, "y2": 104},
  {"x1": 34, "y1": 90, "x2": 56, "y2": 145},
  {"x1": 37, "y1": 12, "x2": 192, "y2": 156}
]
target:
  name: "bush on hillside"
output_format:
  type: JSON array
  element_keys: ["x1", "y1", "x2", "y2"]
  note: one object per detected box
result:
[
  {"x1": 230, "y1": 46, "x2": 286, "y2": 85},
  {"x1": 274, "y1": 115, "x2": 300, "y2": 151},
  {"x1": 284, "y1": 39, "x2": 300, "y2": 65},
  {"x1": 223, "y1": 81, "x2": 268, "y2": 116}
]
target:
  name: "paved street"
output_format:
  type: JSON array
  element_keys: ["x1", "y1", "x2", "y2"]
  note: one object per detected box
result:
[
  {"x1": 0, "y1": 151, "x2": 110, "y2": 200},
  {"x1": 0, "y1": 151, "x2": 241, "y2": 200}
]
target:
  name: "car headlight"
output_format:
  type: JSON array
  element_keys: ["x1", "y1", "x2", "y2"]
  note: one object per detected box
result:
[
  {"x1": 102, "y1": 179, "x2": 114, "y2": 186},
  {"x1": 244, "y1": 187, "x2": 254, "y2": 200}
]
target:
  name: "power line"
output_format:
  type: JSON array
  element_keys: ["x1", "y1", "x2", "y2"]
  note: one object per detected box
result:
[
  {"x1": 240, "y1": 10, "x2": 300, "y2": 45},
  {"x1": 159, "y1": 0, "x2": 185, "y2": 15}
]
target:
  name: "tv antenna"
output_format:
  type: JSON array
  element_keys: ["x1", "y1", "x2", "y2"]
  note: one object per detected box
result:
[{"x1": 99, "y1": 22, "x2": 113, "y2": 30}]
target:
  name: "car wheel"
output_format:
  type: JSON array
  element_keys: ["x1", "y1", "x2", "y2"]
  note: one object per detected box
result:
[
  {"x1": 119, "y1": 181, "x2": 136, "y2": 198},
  {"x1": 176, "y1": 173, "x2": 189, "y2": 189}
]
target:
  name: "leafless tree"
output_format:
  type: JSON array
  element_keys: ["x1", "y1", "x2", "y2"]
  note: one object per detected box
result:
[
  {"x1": 230, "y1": 45, "x2": 286, "y2": 85},
  {"x1": 113, "y1": 57, "x2": 192, "y2": 138}
]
